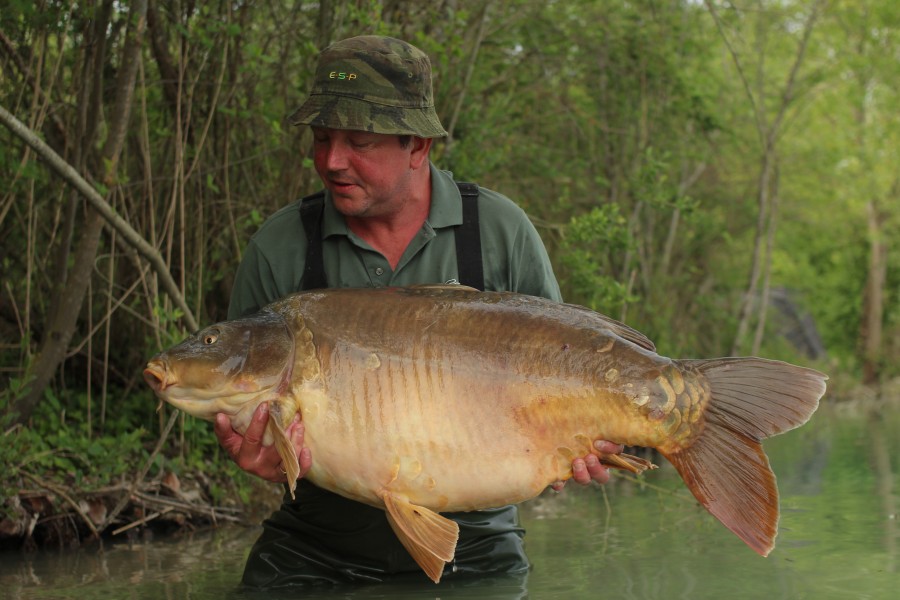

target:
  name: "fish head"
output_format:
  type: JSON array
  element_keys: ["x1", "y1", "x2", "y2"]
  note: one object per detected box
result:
[{"x1": 143, "y1": 310, "x2": 295, "y2": 420}]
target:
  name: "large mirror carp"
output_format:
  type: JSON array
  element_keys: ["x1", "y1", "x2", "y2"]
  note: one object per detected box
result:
[{"x1": 144, "y1": 285, "x2": 826, "y2": 583}]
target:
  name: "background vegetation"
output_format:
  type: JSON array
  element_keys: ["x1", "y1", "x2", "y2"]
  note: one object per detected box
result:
[{"x1": 1, "y1": 0, "x2": 897, "y2": 542}]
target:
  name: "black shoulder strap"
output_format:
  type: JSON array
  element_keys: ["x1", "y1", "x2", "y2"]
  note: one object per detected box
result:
[
  {"x1": 299, "y1": 183, "x2": 484, "y2": 292},
  {"x1": 299, "y1": 191, "x2": 327, "y2": 291},
  {"x1": 454, "y1": 182, "x2": 484, "y2": 291}
]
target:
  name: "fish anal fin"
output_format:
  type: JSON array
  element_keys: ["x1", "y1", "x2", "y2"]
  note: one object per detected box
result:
[
  {"x1": 266, "y1": 404, "x2": 300, "y2": 499},
  {"x1": 662, "y1": 429, "x2": 778, "y2": 557},
  {"x1": 382, "y1": 492, "x2": 459, "y2": 583},
  {"x1": 598, "y1": 451, "x2": 658, "y2": 474}
]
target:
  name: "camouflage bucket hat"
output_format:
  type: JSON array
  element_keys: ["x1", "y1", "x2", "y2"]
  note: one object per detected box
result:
[{"x1": 288, "y1": 35, "x2": 448, "y2": 138}]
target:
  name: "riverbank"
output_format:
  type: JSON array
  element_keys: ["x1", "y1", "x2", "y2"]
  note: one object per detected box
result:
[
  {"x1": 0, "y1": 406, "x2": 283, "y2": 551},
  {"x1": 0, "y1": 464, "x2": 281, "y2": 551}
]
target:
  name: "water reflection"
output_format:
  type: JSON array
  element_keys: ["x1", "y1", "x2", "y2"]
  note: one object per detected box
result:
[{"x1": 2, "y1": 398, "x2": 897, "y2": 599}]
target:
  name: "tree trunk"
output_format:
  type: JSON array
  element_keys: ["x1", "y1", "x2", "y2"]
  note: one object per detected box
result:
[
  {"x1": 12, "y1": 0, "x2": 148, "y2": 424},
  {"x1": 860, "y1": 198, "x2": 887, "y2": 385},
  {"x1": 146, "y1": 0, "x2": 181, "y2": 127},
  {"x1": 731, "y1": 149, "x2": 771, "y2": 355},
  {"x1": 443, "y1": 0, "x2": 491, "y2": 155},
  {"x1": 711, "y1": 0, "x2": 821, "y2": 355},
  {"x1": 752, "y1": 163, "x2": 779, "y2": 355}
]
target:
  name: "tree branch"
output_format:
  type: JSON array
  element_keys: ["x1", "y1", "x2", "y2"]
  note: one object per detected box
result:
[
  {"x1": 444, "y1": 0, "x2": 492, "y2": 151},
  {"x1": 0, "y1": 103, "x2": 198, "y2": 332}
]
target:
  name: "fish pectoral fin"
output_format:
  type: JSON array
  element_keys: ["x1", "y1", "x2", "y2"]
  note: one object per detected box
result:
[
  {"x1": 598, "y1": 451, "x2": 658, "y2": 474},
  {"x1": 382, "y1": 493, "x2": 459, "y2": 584},
  {"x1": 266, "y1": 407, "x2": 300, "y2": 499}
]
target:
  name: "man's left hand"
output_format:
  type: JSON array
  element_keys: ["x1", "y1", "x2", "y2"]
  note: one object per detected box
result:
[{"x1": 552, "y1": 440, "x2": 625, "y2": 491}]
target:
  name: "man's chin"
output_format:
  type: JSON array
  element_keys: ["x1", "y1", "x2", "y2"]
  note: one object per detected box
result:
[{"x1": 331, "y1": 195, "x2": 371, "y2": 218}]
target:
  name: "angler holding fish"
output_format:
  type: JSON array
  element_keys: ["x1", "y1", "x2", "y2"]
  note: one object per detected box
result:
[
  {"x1": 145, "y1": 34, "x2": 825, "y2": 586},
  {"x1": 149, "y1": 35, "x2": 618, "y2": 586}
]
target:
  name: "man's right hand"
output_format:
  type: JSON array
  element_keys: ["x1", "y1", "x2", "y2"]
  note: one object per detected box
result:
[{"x1": 213, "y1": 402, "x2": 312, "y2": 483}]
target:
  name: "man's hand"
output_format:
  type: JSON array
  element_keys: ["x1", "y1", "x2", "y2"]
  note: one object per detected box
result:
[
  {"x1": 552, "y1": 440, "x2": 625, "y2": 491},
  {"x1": 213, "y1": 402, "x2": 312, "y2": 483}
]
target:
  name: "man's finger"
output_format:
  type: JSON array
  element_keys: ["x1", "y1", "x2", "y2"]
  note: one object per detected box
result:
[
  {"x1": 594, "y1": 440, "x2": 624, "y2": 455},
  {"x1": 214, "y1": 413, "x2": 242, "y2": 457},
  {"x1": 290, "y1": 419, "x2": 305, "y2": 453},
  {"x1": 571, "y1": 458, "x2": 591, "y2": 485},
  {"x1": 298, "y1": 446, "x2": 313, "y2": 478},
  {"x1": 244, "y1": 403, "x2": 269, "y2": 444},
  {"x1": 584, "y1": 454, "x2": 610, "y2": 484},
  {"x1": 213, "y1": 413, "x2": 232, "y2": 443},
  {"x1": 237, "y1": 402, "x2": 269, "y2": 464}
]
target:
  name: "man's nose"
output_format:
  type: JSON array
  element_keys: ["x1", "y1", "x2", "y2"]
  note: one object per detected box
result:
[{"x1": 320, "y1": 140, "x2": 349, "y2": 171}]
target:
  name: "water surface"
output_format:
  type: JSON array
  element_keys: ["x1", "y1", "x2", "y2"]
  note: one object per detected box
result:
[{"x1": 3, "y1": 398, "x2": 897, "y2": 599}]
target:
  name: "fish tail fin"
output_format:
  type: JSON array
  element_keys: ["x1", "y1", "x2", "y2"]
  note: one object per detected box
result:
[{"x1": 661, "y1": 358, "x2": 826, "y2": 556}]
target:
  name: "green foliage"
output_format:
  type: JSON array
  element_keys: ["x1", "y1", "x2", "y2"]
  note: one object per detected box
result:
[
  {"x1": 559, "y1": 204, "x2": 635, "y2": 315},
  {"x1": 0, "y1": 385, "x2": 147, "y2": 518},
  {"x1": 0, "y1": 380, "x2": 259, "y2": 519}
]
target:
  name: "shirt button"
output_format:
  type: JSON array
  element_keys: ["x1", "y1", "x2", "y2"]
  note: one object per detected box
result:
[{"x1": 375, "y1": 267, "x2": 384, "y2": 276}]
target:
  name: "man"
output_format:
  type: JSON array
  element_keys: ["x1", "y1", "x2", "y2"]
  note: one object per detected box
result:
[{"x1": 215, "y1": 35, "x2": 622, "y2": 587}]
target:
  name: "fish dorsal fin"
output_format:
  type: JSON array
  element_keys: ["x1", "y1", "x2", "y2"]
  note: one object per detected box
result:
[
  {"x1": 267, "y1": 402, "x2": 300, "y2": 499},
  {"x1": 604, "y1": 319, "x2": 655, "y2": 351},
  {"x1": 567, "y1": 304, "x2": 656, "y2": 352},
  {"x1": 582, "y1": 307, "x2": 656, "y2": 352},
  {"x1": 382, "y1": 492, "x2": 459, "y2": 583},
  {"x1": 554, "y1": 301, "x2": 656, "y2": 352}
]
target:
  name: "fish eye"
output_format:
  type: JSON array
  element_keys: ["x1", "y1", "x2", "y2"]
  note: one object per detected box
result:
[{"x1": 202, "y1": 329, "x2": 219, "y2": 345}]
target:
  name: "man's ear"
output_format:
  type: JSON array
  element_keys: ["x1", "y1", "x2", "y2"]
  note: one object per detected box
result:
[{"x1": 409, "y1": 136, "x2": 433, "y2": 169}]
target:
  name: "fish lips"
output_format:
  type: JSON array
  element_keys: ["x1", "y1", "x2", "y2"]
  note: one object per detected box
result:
[{"x1": 143, "y1": 359, "x2": 170, "y2": 393}]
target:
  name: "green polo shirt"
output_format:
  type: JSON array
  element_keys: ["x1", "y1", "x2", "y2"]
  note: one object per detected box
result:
[
  {"x1": 228, "y1": 163, "x2": 561, "y2": 319},
  {"x1": 231, "y1": 163, "x2": 561, "y2": 586}
]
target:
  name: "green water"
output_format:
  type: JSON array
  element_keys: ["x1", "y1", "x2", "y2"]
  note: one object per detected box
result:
[{"x1": 3, "y1": 399, "x2": 897, "y2": 599}]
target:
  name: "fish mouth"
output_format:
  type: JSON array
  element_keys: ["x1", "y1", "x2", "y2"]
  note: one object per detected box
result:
[{"x1": 143, "y1": 360, "x2": 170, "y2": 393}]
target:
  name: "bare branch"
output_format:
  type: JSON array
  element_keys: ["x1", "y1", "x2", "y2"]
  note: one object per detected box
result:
[{"x1": 0, "y1": 103, "x2": 198, "y2": 331}]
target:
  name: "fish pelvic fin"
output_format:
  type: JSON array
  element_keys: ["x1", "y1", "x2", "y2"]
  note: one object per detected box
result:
[
  {"x1": 382, "y1": 492, "x2": 459, "y2": 584},
  {"x1": 662, "y1": 358, "x2": 826, "y2": 557},
  {"x1": 267, "y1": 402, "x2": 300, "y2": 499}
]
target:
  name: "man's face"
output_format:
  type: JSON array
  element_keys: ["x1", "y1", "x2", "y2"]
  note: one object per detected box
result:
[{"x1": 311, "y1": 127, "x2": 427, "y2": 219}]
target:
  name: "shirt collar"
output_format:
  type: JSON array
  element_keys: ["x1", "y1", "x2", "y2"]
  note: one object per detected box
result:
[{"x1": 427, "y1": 163, "x2": 463, "y2": 228}]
